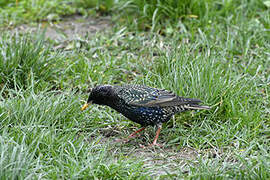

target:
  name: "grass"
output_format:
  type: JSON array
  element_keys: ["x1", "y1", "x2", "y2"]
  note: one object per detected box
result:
[
  {"x1": 0, "y1": 0, "x2": 114, "y2": 27},
  {"x1": 0, "y1": 33, "x2": 63, "y2": 92},
  {"x1": 0, "y1": 0, "x2": 270, "y2": 179}
]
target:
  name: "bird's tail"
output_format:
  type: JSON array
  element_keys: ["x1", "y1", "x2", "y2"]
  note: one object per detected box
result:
[{"x1": 184, "y1": 104, "x2": 211, "y2": 110}]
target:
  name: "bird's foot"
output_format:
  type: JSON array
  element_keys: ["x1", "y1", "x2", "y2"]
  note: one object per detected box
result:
[{"x1": 115, "y1": 134, "x2": 139, "y2": 143}]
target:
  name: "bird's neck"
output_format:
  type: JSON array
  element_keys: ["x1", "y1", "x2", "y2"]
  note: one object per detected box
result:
[{"x1": 106, "y1": 98, "x2": 126, "y2": 112}]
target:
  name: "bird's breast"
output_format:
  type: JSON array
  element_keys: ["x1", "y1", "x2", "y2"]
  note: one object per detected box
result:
[{"x1": 112, "y1": 104, "x2": 171, "y2": 126}]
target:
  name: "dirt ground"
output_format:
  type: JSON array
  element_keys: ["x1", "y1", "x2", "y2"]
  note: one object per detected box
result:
[{"x1": 4, "y1": 15, "x2": 111, "y2": 40}]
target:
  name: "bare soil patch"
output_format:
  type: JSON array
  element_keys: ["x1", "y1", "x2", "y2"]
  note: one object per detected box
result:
[{"x1": 3, "y1": 15, "x2": 111, "y2": 41}]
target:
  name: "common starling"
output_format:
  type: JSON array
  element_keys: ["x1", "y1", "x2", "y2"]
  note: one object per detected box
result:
[{"x1": 81, "y1": 84, "x2": 210, "y2": 146}]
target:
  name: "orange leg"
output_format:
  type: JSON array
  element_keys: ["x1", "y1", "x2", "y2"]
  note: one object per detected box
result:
[
  {"x1": 115, "y1": 127, "x2": 145, "y2": 143},
  {"x1": 152, "y1": 126, "x2": 162, "y2": 145},
  {"x1": 128, "y1": 127, "x2": 146, "y2": 138},
  {"x1": 139, "y1": 125, "x2": 162, "y2": 148}
]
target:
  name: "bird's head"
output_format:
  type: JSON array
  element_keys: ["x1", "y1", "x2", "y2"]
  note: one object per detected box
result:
[{"x1": 81, "y1": 85, "x2": 114, "y2": 110}]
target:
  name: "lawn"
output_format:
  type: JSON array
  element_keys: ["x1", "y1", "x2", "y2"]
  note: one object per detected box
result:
[{"x1": 0, "y1": 0, "x2": 269, "y2": 179}]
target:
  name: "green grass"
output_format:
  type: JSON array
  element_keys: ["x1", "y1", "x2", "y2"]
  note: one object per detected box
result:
[
  {"x1": 0, "y1": 0, "x2": 114, "y2": 26},
  {"x1": 0, "y1": 0, "x2": 270, "y2": 179},
  {"x1": 0, "y1": 33, "x2": 63, "y2": 92}
]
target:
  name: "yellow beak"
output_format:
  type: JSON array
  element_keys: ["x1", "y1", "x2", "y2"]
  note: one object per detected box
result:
[{"x1": 81, "y1": 103, "x2": 90, "y2": 111}]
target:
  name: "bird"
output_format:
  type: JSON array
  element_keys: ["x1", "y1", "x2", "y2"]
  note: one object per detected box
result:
[{"x1": 81, "y1": 84, "x2": 210, "y2": 146}]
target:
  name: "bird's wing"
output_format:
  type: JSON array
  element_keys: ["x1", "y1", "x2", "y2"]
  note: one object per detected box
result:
[{"x1": 114, "y1": 85, "x2": 201, "y2": 107}]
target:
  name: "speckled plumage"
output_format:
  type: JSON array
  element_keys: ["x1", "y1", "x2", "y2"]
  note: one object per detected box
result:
[
  {"x1": 82, "y1": 84, "x2": 210, "y2": 145},
  {"x1": 85, "y1": 84, "x2": 210, "y2": 126}
]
